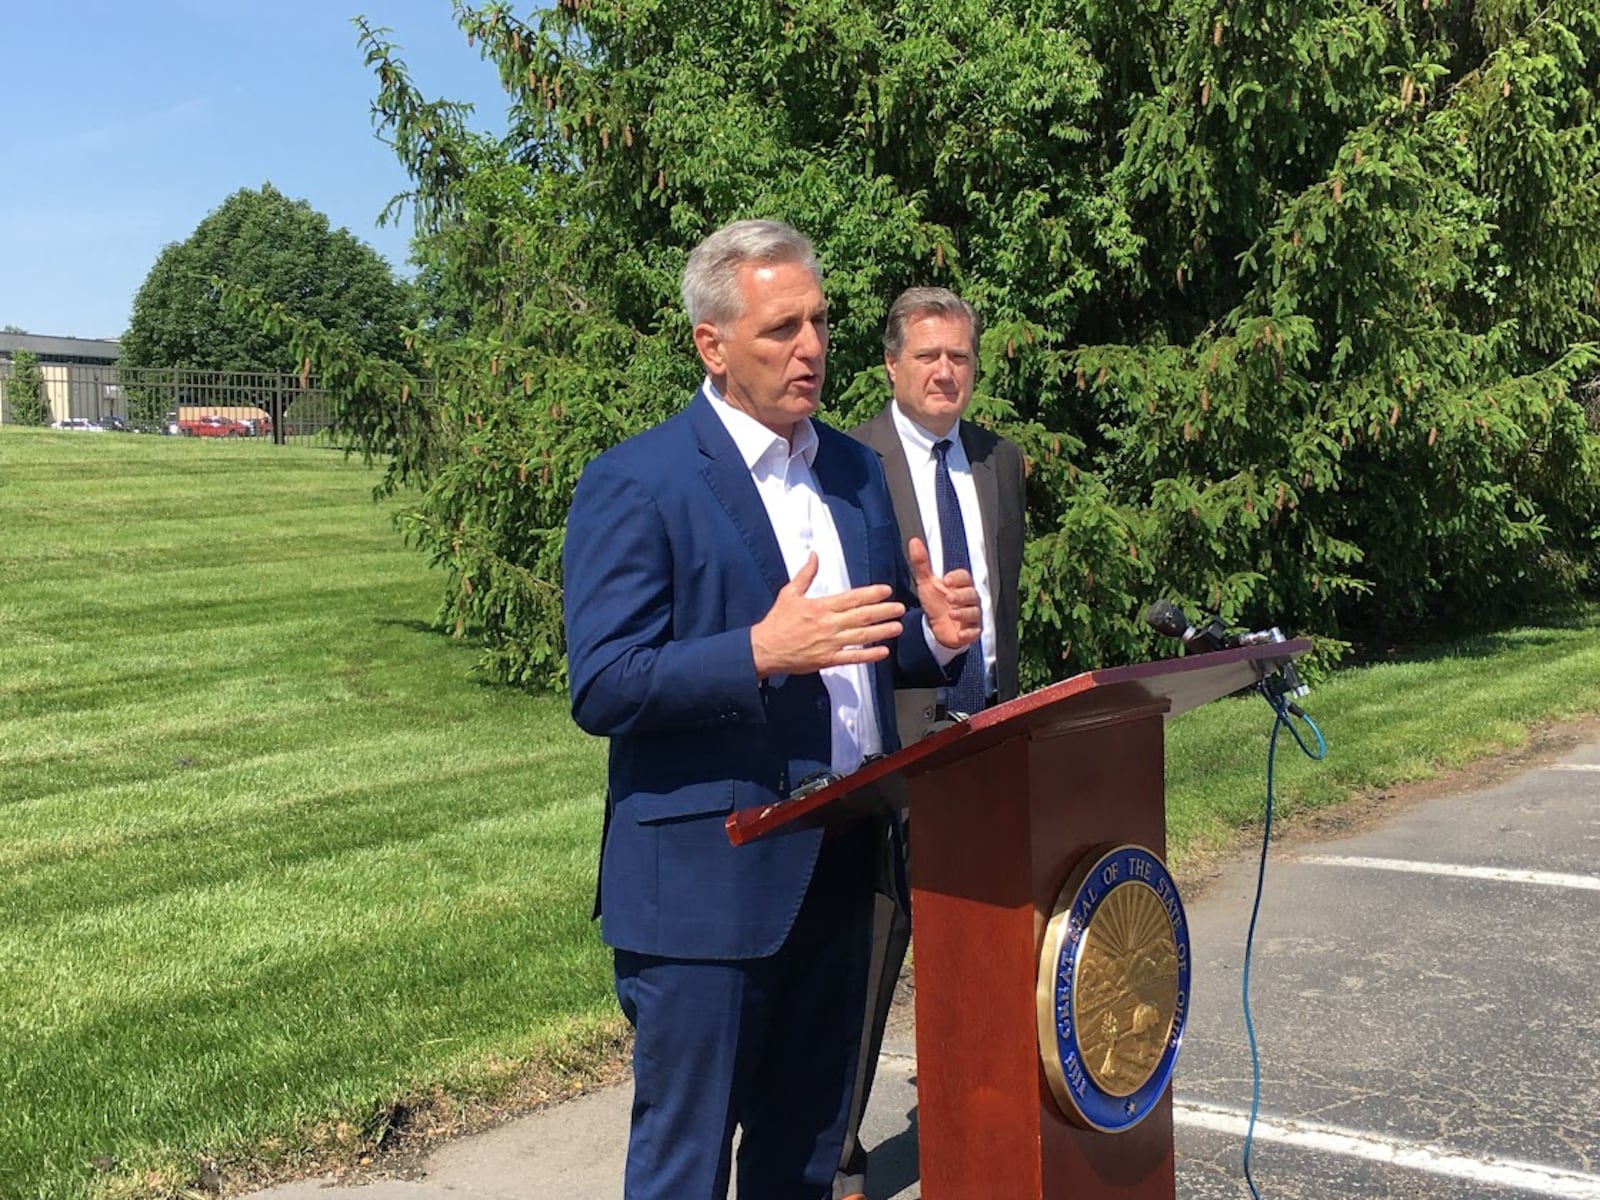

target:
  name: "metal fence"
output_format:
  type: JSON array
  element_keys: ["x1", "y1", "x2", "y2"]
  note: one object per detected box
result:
[{"x1": 0, "y1": 363, "x2": 342, "y2": 444}]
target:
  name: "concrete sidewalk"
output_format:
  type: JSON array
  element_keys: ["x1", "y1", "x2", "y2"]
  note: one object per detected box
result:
[{"x1": 247, "y1": 1025, "x2": 923, "y2": 1200}]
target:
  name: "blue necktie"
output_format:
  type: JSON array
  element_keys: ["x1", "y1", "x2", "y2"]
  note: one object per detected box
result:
[{"x1": 933, "y1": 438, "x2": 988, "y2": 717}]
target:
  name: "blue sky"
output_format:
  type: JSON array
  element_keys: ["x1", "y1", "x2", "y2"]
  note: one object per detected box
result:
[{"x1": 2, "y1": 2, "x2": 511, "y2": 340}]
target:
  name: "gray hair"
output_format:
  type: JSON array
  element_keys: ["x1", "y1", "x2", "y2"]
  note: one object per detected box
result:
[
  {"x1": 681, "y1": 219, "x2": 820, "y2": 328},
  {"x1": 882, "y1": 287, "x2": 982, "y2": 358}
]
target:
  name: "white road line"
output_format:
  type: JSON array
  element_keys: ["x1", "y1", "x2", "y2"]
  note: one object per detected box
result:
[
  {"x1": 1177, "y1": 1101, "x2": 1600, "y2": 1198},
  {"x1": 1300, "y1": 855, "x2": 1600, "y2": 892},
  {"x1": 1545, "y1": 763, "x2": 1600, "y2": 772}
]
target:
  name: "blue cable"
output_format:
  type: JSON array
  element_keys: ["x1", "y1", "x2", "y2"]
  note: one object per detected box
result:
[{"x1": 1241, "y1": 694, "x2": 1326, "y2": 1199}]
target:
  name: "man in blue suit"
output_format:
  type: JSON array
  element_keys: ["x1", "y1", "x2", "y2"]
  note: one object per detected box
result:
[{"x1": 564, "y1": 219, "x2": 980, "y2": 1200}]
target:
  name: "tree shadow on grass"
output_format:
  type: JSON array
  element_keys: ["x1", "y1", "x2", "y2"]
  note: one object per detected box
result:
[{"x1": 1343, "y1": 603, "x2": 1600, "y2": 670}]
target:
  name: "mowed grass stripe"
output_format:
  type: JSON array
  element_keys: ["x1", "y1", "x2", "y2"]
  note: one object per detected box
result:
[
  {"x1": 7, "y1": 555, "x2": 416, "y2": 630},
  {"x1": 1, "y1": 641, "x2": 541, "y2": 795},
  {"x1": 5, "y1": 795, "x2": 599, "y2": 1024},
  {"x1": 4, "y1": 756, "x2": 595, "y2": 928},
  {"x1": 3, "y1": 630, "x2": 427, "y2": 723}
]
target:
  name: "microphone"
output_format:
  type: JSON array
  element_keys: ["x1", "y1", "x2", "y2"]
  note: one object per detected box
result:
[
  {"x1": 1146, "y1": 599, "x2": 1311, "y2": 710},
  {"x1": 1143, "y1": 600, "x2": 1229, "y2": 653}
]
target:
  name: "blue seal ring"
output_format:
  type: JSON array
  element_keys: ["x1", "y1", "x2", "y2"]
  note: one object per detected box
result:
[{"x1": 1035, "y1": 843, "x2": 1191, "y2": 1132}]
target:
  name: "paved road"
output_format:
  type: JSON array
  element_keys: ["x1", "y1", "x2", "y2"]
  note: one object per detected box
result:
[
  {"x1": 249, "y1": 733, "x2": 1600, "y2": 1200},
  {"x1": 1173, "y1": 736, "x2": 1600, "y2": 1200}
]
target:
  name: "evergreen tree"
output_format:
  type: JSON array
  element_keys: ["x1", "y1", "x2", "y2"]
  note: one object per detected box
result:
[
  {"x1": 6, "y1": 350, "x2": 50, "y2": 426},
  {"x1": 263, "y1": 1, "x2": 1600, "y2": 687}
]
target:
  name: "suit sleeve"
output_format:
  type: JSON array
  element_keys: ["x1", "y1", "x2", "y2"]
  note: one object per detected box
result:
[{"x1": 564, "y1": 456, "x2": 766, "y2": 737}]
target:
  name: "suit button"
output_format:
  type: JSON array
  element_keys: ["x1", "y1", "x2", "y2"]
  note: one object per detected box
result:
[{"x1": 815, "y1": 697, "x2": 827, "y2": 714}]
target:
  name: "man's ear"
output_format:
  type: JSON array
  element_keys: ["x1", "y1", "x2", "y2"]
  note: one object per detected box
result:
[
  {"x1": 694, "y1": 322, "x2": 727, "y2": 375},
  {"x1": 883, "y1": 352, "x2": 898, "y2": 388}
]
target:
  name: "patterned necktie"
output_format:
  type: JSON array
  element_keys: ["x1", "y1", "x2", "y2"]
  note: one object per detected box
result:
[{"x1": 934, "y1": 438, "x2": 988, "y2": 717}]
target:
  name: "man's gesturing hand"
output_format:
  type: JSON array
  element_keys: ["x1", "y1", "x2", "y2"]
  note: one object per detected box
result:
[
  {"x1": 751, "y1": 552, "x2": 906, "y2": 680},
  {"x1": 907, "y1": 536, "x2": 981, "y2": 651}
]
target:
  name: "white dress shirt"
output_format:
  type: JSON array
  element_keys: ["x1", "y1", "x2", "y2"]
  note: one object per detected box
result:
[
  {"x1": 889, "y1": 401, "x2": 996, "y2": 699},
  {"x1": 703, "y1": 381, "x2": 884, "y2": 775}
]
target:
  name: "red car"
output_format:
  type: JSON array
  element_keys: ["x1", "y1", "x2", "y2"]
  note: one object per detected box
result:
[{"x1": 178, "y1": 415, "x2": 252, "y2": 438}]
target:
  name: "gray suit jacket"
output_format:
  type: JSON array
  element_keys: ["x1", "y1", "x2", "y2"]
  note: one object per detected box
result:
[{"x1": 850, "y1": 404, "x2": 1027, "y2": 745}]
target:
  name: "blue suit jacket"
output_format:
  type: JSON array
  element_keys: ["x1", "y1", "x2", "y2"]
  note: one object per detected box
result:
[{"x1": 564, "y1": 392, "x2": 950, "y2": 960}]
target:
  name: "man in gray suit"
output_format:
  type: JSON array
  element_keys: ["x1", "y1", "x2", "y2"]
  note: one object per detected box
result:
[{"x1": 837, "y1": 287, "x2": 1027, "y2": 1199}]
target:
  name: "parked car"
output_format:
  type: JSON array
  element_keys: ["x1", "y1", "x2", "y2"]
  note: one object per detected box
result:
[
  {"x1": 178, "y1": 414, "x2": 252, "y2": 438},
  {"x1": 51, "y1": 417, "x2": 107, "y2": 432},
  {"x1": 98, "y1": 415, "x2": 139, "y2": 433}
]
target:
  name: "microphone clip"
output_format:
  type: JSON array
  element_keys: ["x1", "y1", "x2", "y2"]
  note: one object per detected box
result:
[{"x1": 1238, "y1": 624, "x2": 1310, "y2": 712}]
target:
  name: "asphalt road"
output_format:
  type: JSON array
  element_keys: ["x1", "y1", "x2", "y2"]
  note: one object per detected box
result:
[
  {"x1": 1171, "y1": 730, "x2": 1600, "y2": 1200},
  {"x1": 249, "y1": 726, "x2": 1600, "y2": 1200}
]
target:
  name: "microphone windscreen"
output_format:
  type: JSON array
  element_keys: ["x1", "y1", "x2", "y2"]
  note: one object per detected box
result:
[{"x1": 1144, "y1": 599, "x2": 1190, "y2": 639}]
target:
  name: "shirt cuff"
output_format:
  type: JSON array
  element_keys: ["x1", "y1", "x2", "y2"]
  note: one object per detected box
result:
[{"x1": 922, "y1": 615, "x2": 963, "y2": 667}]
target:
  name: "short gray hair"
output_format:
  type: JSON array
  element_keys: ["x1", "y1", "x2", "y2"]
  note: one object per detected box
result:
[
  {"x1": 882, "y1": 287, "x2": 981, "y2": 359},
  {"x1": 681, "y1": 219, "x2": 820, "y2": 328}
]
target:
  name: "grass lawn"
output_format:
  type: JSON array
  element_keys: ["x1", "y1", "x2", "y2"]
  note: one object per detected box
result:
[
  {"x1": 2, "y1": 426, "x2": 1597, "y2": 1199},
  {"x1": 1162, "y1": 611, "x2": 1600, "y2": 854},
  {"x1": 1, "y1": 430, "x2": 615, "y2": 1200}
]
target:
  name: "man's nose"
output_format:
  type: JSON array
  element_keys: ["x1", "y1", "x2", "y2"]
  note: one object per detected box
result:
[{"x1": 932, "y1": 354, "x2": 956, "y2": 380}]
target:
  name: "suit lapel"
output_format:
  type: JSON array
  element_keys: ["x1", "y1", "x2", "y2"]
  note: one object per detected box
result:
[
  {"x1": 690, "y1": 393, "x2": 790, "y2": 596},
  {"x1": 862, "y1": 406, "x2": 925, "y2": 548}
]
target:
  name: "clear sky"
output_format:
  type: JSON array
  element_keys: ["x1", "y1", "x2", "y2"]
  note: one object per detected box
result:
[{"x1": 2, "y1": 1, "x2": 512, "y2": 341}]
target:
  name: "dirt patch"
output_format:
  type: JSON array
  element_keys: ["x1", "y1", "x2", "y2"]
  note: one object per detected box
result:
[{"x1": 205, "y1": 1026, "x2": 634, "y2": 1199}]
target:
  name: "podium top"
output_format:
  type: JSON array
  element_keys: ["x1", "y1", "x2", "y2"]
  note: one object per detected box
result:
[{"x1": 725, "y1": 640, "x2": 1310, "y2": 845}]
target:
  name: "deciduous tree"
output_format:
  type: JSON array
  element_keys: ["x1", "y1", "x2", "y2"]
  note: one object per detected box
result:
[{"x1": 124, "y1": 184, "x2": 415, "y2": 376}]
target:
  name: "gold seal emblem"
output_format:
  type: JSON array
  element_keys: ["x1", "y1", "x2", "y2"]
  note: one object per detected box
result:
[
  {"x1": 1074, "y1": 882, "x2": 1180, "y2": 1095},
  {"x1": 1036, "y1": 844, "x2": 1190, "y2": 1131}
]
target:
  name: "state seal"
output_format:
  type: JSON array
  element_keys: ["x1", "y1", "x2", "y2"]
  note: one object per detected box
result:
[{"x1": 1035, "y1": 843, "x2": 1191, "y2": 1132}]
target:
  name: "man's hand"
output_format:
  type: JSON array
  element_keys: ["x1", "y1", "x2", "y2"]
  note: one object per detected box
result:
[
  {"x1": 751, "y1": 552, "x2": 907, "y2": 679},
  {"x1": 907, "y1": 536, "x2": 981, "y2": 650}
]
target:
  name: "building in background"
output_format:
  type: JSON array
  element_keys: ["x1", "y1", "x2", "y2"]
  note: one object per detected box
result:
[{"x1": 0, "y1": 333, "x2": 123, "y2": 424}]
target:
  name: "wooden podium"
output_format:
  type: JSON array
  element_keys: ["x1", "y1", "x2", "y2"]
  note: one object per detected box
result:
[{"x1": 727, "y1": 642, "x2": 1309, "y2": 1200}]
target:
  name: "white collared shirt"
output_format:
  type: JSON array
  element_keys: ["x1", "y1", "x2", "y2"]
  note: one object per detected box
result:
[
  {"x1": 703, "y1": 380, "x2": 883, "y2": 775},
  {"x1": 890, "y1": 401, "x2": 996, "y2": 698}
]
